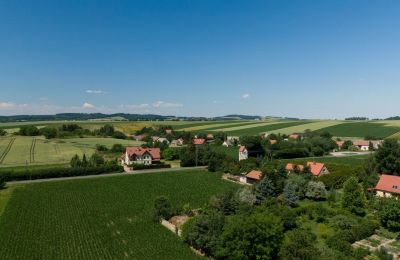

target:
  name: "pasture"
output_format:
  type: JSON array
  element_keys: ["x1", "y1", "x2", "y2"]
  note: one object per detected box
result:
[
  {"x1": 0, "y1": 136, "x2": 143, "y2": 167},
  {"x1": 0, "y1": 170, "x2": 237, "y2": 259}
]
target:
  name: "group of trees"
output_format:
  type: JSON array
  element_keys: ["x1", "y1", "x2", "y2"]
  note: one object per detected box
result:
[
  {"x1": 70, "y1": 153, "x2": 108, "y2": 168},
  {"x1": 0, "y1": 128, "x2": 6, "y2": 136}
]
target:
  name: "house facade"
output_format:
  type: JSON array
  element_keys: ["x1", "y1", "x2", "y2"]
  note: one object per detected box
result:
[
  {"x1": 374, "y1": 174, "x2": 400, "y2": 198},
  {"x1": 285, "y1": 161, "x2": 329, "y2": 177},
  {"x1": 353, "y1": 140, "x2": 370, "y2": 151},
  {"x1": 242, "y1": 170, "x2": 263, "y2": 184},
  {"x1": 124, "y1": 147, "x2": 161, "y2": 165},
  {"x1": 239, "y1": 145, "x2": 248, "y2": 161}
]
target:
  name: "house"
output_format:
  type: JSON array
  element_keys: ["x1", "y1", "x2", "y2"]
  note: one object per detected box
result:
[
  {"x1": 152, "y1": 136, "x2": 161, "y2": 142},
  {"x1": 171, "y1": 138, "x2": 184, "y2": 146},
  {"x1": 165, "y1": 129, "x2": 173, "y2": 135},
  {"x1": 222, "y1": 140, "x2": 232, "y2": 147},
  {"x1": 289, "y1": 133, "x2": 302, "y2": 140},
  {"x1": 336, "y1": 140, "x2": 344, "y2": 149},
  {"x1": 239, "y1": 145, "x2": 248, "y2": 161},
  {"x1": 353, "y1": 140, "x2": 370, "y2": 151},
  {"x1": 269, "y1": 139, "x2": 277, "y2": 145},
  {"x1": 285, "y1": 162, "x2": 329, "y2": 177},
  {"x1": 192, "y1": 138, "x2": 206, "y2": 145},
  {"x1": 133, "y1": 134, "x2": 146, "y2": 141},
  {"x1": 124, "y1": 147, "x2": 161, "y2": 165},
  {"x1": 244, "y1": 170, "x2": 263, "y2": 184},
  {"x1": 156, "y1": 137, "x2": 170, "y2": 145},
  {"x1": 374, "y1": 174, "x2": 400, "y2": 198},
  {"x1": 207, "y1": 134, "x2": 214, "y2": 140}
]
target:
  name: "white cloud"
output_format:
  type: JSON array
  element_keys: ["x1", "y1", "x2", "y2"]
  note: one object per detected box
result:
[
  {"x1": 121, "y1": 103, "x2": 151, "y2": 109},
  {"x1": 0, "y1": 102, "x2": 28, "y2": 110},
  {"x1": 242, "y1": 93, "x2": 250, "y2": 99},
  {"x1": 82, "y1": 102, "x2": 95, "y2": 109},
  {"x1": 152, "y1": 101, "x2": 183, "y2": 108},
  {"x1": 86, "y1": 90, "x2": 105, "y2": 94}
]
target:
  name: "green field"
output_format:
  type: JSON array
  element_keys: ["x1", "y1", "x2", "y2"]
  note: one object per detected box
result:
[
  {"x1": 0, "y1": 136, "x2": 143, "y2": 167},
  {"x1": 316, "y1": 122, "x2": 400, "y2": 138},
  {"x1": 210, "y1": 145, "x2": 239, "y2": 160},
  {"x1": 0, "y1": 170, "x2": 237, "y2": 259},
  {"x1": 224, "y1": 121, "x2": 313, "y2": 136}
]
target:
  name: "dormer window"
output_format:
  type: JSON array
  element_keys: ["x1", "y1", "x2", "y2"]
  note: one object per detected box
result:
[{"x1": 393, "y1": 185, "x2": 398, "y2": 189}]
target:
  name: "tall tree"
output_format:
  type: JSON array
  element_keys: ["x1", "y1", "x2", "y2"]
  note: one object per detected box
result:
[
  {"x1": 341, "y1": 177, "x2": 366, "y2": 215},
  {"x1": 374, "y1": 139, "x2": 400, "y2": 175},
  {"x1": 255, "y1": 176, "x2": 276, "y2": 203},
  {"x1": 279, "y1": 228, "x2": 320, "y2": 260}
]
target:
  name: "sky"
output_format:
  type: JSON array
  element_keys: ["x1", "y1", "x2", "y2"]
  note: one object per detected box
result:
[{"x1": 0, "y1": 0, "x2": 400, "y2": 119}]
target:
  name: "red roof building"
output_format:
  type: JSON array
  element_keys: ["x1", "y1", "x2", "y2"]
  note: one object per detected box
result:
[
  {"x1": 124, "y1": 147, "x2": 160, "y2": 165},
  {"x1": 244, "y1": 170, "x2": 263, "y2": 184},
  {"x1": 285, "y1": 162, "x2": 329, "y2": 177},
  {"x1": 192, "y1": 138, "x2": 206, "y2": 145},
  {"x1": 270, "y1": 140, "x2": 277, "y2": 145},
  {"x1": 374, "y1": 174, "x2": 400, "y2": 197}
]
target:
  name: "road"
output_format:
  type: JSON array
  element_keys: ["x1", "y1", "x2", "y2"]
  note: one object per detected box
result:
[{"x1": 6, "y1": 166, "x2": 207, "y2": 185}]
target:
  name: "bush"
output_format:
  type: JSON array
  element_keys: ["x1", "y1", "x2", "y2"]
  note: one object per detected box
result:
[
  {"x1": 110, "y1": 144, "x2": 125, "y2": 153},
  {"x1": 112, "y1": 131, "x2": 126, "y2": 139},
  {"x1": 0, "y1": 176, "x2": 6, "y2": 189},
  {"x1": 153, "y1": 196, "x2": 172, "y2": 222},
  {"x1": 96, "y1": 144, "x2": 108, "y2": 152},
  {"x1": 129, "y1": 163, "x2": 171, "y2": 170},
  {"x1": 19, "y1": 125, "x2": 40, "y2": 136},
  {"x1": 0, "y1": 164, "x2": 123, "y2": 181},
  {"x1": 378, "y1": 198, "x2": 400, "y2": 231},
  {"x1": 0, "y1": 128, "x2": 6, "y2": 136}
]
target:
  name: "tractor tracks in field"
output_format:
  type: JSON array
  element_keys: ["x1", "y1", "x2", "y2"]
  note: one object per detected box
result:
[
  {"x1": 29, "y1": 138, "x2": 36, "y2": 163},
  {"x1": 0, "y1": 137, "x2": 16, "y2": 164}
]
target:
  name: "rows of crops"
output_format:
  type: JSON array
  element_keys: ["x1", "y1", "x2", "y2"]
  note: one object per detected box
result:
[
  {"x1": 0, "y1": 170, "x2": 237, "y2": 259},
  {"x1": 0, "y1": 138, "x2": 15, "y2": 164},
  {"x1": 316, "y1": 122, "x2": 400, "y2": 138},
  {"x1": 223, "y1": 121, "x2": 313, "y2": 136}
]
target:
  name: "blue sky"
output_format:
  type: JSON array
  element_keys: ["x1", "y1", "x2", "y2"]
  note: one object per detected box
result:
[{"x1": 1, "y1": 0, "x2": 400, "y2": 118}]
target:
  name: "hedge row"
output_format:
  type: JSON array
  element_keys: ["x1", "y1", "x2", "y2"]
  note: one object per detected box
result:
[
  {"x1": 0, "y1": 164, "x2": 124, "y2": 181},
  {"x1": 130, "y1": 163, "x2": 171, "y2": 170}
]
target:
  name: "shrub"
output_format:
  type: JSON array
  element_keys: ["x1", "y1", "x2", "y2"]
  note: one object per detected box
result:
[
  {"x1": 153, "y1": 196, "x2": 172, "y2": 222},
  {"x1": 95, "y1": 144, "x2": 108, "y2": 152},
  {"x1": 19, "y1": 125, "x2": 39, "y2": 136},
  {"x1": 378, "y1": 198, "x2": 400, "y2": 231},
  {"x1": 129, "y1": 163, "x2": 171, "y2": 170},
  {"x1": 110, "y1": 144, "x2": 125, "y2": 153}
]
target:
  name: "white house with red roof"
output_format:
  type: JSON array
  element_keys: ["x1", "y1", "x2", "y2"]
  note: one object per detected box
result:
[
  {"x1": 285, "y1": 162, "x2": 329, "y2": 177},
  {"x1": 192, "y1": 138, "x2": 206, "y2": 145},
  {"x1": 240, "y1": 170, "x2": 263, "y2": 184},
  {"x1": 239, "y1": 145, "x2": 248, "y2": 161},
  {"x1": 124, "y1": 147, "x2": 161, "y2": 165},
  {"x1": 374, "y1": 174, "x2": 400, "y2": 198},
  {"x1": 353, "y1": 140, "x2": 371, "y2": 151}
]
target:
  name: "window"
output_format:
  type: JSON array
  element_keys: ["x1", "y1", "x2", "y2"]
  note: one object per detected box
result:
[{"x1": 393, "y1": 185, "x2": 398, "y2": 189}]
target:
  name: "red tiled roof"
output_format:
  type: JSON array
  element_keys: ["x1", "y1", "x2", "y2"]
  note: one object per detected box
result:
[
  {"x1": 165, "y1": 129, "x2": 173, "y2": 134},
  {"x1": 125, "y1": 147, "x2": 160, "y2": 161},
  {"x1": 307, "y1": 161, "x2": 326, "y2": 176},
  {"x1": 285, "y1": 163, "x2": 304, "y2": 172},
  {"x1": 270, "y1": 140, "x2": 277, "y2": 145},
  {"x1": 353, "y1": 140, "x2": 370, "y2": 147},
  {"x1": 192, "y1": 138, "x2": 205, "y2": 145},
  {"x1": 289, "y1": 133, "x2": 300, "y2": 139},
  {"x1": 336, "y1": 141, "x2": 344, "y2": 147},
  {"x1": 375, "y1": 174, "x2": 400, "y2": 194},
  {"x1": 246, "y1": 170, "x2": 262, "y2": 180},
  {"x1": 207, "y1": 134, "x2": 214, "y2": 139},
  {"x1": 239, "y1": 145, "x2": 246, "y2": 152}
]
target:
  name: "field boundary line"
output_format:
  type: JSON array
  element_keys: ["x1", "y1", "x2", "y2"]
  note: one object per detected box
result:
[
  {"x1": 29, "y1": 138, "x2": 36, "y2": 163},
  {"x1": 0, "y1": 137, "x2": 16, "y2": 164}
]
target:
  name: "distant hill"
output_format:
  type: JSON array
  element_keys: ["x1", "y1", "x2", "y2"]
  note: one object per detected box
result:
[{"x1": 0, "y1": 113, "x2": 265, "y2": 123}]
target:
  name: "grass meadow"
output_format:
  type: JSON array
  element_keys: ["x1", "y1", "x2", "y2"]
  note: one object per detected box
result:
[
  {"x1": 0, "y1": 170, "x2": 237, "y2": 259},
  {"x1": 315, "y1": 122, "x2": 400, "y2": 138}
]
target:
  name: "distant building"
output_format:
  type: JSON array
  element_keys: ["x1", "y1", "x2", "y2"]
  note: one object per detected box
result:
[
  {"x1": 222, "y1": 140, "x2": 232, "y2": 147},
  {"x1": 239, "y1": 145, "x2": 248, "y2": 161},
  {"x1": 289, "y1": 133, "x2": 303, "y2": 140},
  {"x1": 192, "y1": 138, "x2": 206, "y2": 145},
  {"x1": 165, "y1": 129, "x2": 173, "y2": 135},
  {"x1": 133, "y1": 134, "x2": 146, "y2": 141},
  {"x1": 207, "y1": 134, "x2": 214, "y2": 140},
  {"x1": 336, "y1": 140, "x2": 344, "y2": 150},
  {"x1": 353, "y1": 140, "x2": 370, "y2": 151},
  {"x1": 269, "y1": 139, "x2": 277, "y2": 145},
  {"x1": 156, "y1": 137, "x2": 170, "y2": 145},
  {"x1": 285, "y1": 162, "x2": 329, "y2": 177},
  {"x1": 374, "y1": 174, "x2": 400, "y2": 198},
  {"x1": 242, "y1": 170, "x2": 263, "y2": 184},
  {"x1": 171, "y1": 138, "x2": 184, "y2": 146},
  {"x1": 124, "y1": 147, "x2": 161, "y2": 165}
]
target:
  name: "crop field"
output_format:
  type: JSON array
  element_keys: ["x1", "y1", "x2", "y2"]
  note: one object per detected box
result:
[
  {"x1": 316, "y1": 122, "x2": 400, "y2": 138},
  {"x1": 273, "y1": 120, "x2": 344, "y2": 135},
  {"x1": 0, "y1": 170, "x2": 237, "y2": 259},
  {"x1": 179, "y1": 121, "x2": 259, "y2": 132},
  {"x1": 0, "y1": 137, "x2": 143, "y2": 167},
  {"x1": 222, "y1": 121, "x2": 313, "y2": 136}
]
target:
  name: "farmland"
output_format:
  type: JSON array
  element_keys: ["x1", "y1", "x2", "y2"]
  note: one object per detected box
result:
[
  {"x1": 0, "y1": 136, "x2": 143, "y2": 167},
  {"x1": 0, "y1": 170, "x2": 237, "y2": 259},
  {"x1": 315, "y1": 122, "x2": 400, "y2": 138}
]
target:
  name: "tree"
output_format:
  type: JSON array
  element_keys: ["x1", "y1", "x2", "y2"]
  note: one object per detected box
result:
[
  {"x1": 0, "y1": 128, "x2": 6, "y2": 136},
  {"x1": 98, "y1": 124, "x2": 115, "y2": 136},
  {"x1": 236, "y1": 187, "x2": 256, "y2": 205},
  {"x1": 19, "y1": 125, "x2": 39, "y2": 136},
  {"x1": 341, "y1": 177, "x2": 366, "y2": 215},
  {"x1": 89, "y1": 153, "x2": 105, "y2": 167},
  {"x1": 81, "y1": 154, "x2": 88, "y2": 167},
  {"x1": 39, "y1": 127, "x2": 58, "y2": 139},
  {"x1": 283, "y1": 181, "x2": 299, "y2": 207},
  {"x1": 161, "y1": 148, "x2": 177, "y2": 161},
  {"x1": 209, "y1": 190, "x2": 239, "y2": 215},
  {"x1": 342, "y1": 140, "x2": 353, "y2": 150},
  {"x1": 112, "y1": 131, "x2": 126, "y2": 139},
  {"x1": 70, "y1": 154, "x2": 82, "y2": 168},
  {"x1": 305, "y1": 181, "x2": 327, "y2": 200},
  {"x1": 374, "y1": 139, "x2": 400, "y2": 175},
  {"x1": 279, "y1": 228, "x2": 320, "y2": 260},
  {"x1": 153, "y1": 196, "x2": 172, "y2": 222},
  {"x1": 110, "y1": 144, "x2": 125, "y2": 153},
  {"x1": 378, "y1": 198, "x2": 400, "y2": 231},
  {"x1": 0, "y1": 176, "x2": 6, "y2": 190},
  {"x1": 217, "y1": 213, "x2": 284, "y2": 259},
  {"x1": 255, "y1": 176, "x2": 276, "y2": 203},
  {"x1": 182, "y1": 211, "x2": 225, "y2": 256}
]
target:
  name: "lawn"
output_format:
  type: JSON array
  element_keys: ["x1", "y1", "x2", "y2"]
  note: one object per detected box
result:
[
  {"x1": 0, "y1": 137, "x2": 143, "y2": 167},
  {"x1": 224, "y1": 121, "x2": 313, "y2": 136},
  {"x1": 210, "y1": 145, "x2": 239, "y2": 160},
  {"x1": 0, "y1": 170, "x2": 237, "y2": 259},
  {"x1": 316, "y1": 122, "x2": 400, "y2": 138}
]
